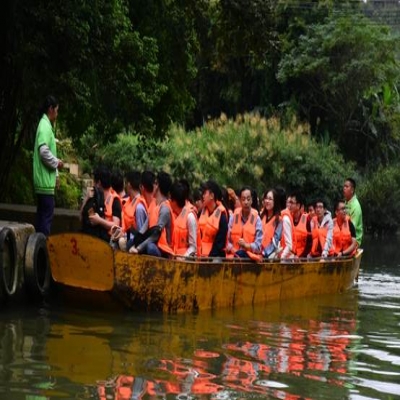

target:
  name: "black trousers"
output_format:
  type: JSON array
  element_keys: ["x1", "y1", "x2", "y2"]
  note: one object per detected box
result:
[{"x1": 35, "y1": 194, "x2": 55, "y2": 236}]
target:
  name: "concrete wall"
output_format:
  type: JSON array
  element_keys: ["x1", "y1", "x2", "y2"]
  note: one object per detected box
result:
[{"x1": 0, "y1": 203, "x2": 81, "y2": 234}]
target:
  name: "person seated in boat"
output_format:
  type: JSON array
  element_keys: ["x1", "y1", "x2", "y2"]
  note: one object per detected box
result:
[
  {"x1": 198, "y1": 180, "x2": 228, "y2": 258},
  {"x1": 192, "y1": 187, "x2": 204, "y2": 218},
  {"x1": 111, "y1": 169, "x2": 128, "y2": 206},
  {"x1": 260, "y1": 189, "x2": 283, "y2": 259},
  {"x1": 112, "y1": 170, "x2": 149, "y2": 251},
  {"x1": 343, "y1": 177, "x2": 363, "y2": 247},
  {"x1": 226, "y1": 186, "x2": 263, "y2": 260},
  {"x1": 332, "y1": 199, "x2": 358, "y2": 257},
  {"x1": 170, "y1": 181, "x2": 199, "y2": 258},
  {"x1": 288, "y1": 191, "x2": 312, "y2": 258},
  {"x1": 80, "y1": 184, "x2": 108, "y2": 241},
  {"x1": 308, "y1": 199, "x2": 334, "y2": 258},
  {"x1": 129, "y1": 171, "x2": 174, "y2": 258},
  {"x1": 226, "y1": 187, "x2": 240, "y2": 216},
  {"x1": 276, "y1": 186, "x2": 297, "y2": 260},
  {"x1": 140, "y1": 170, "x2": 157, "y2": 224},
  {"x1": 83, "y1": 166, "x2": 122, "y2": 242},
  {"x1": 307, "y1": 202, "x2": 316, "y2": 219}
]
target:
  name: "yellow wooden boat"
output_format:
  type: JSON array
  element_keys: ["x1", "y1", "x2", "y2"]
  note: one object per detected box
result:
[{"x1": 46, "y1": 233, "x2": 362, "y2": 313}]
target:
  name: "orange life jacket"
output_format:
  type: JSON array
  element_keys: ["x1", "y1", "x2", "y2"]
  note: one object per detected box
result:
[
  {"x1": 172, "y1": 204, "x2": 201, "y2": 256},
  {"x1": 104, "y1": 190, "x2": 122, "y2": 235},
  {"x1": 229, "y1": 208, "x2": 262, "y2": 261},
  {"x1": 280, "y1": 208, "x2": 297, "y2": 256},
  {"x1": 122, "y1": 194, "x2": 147, "y2": 233},
  {"x1": 199, "y1": 203, "x2": 226, "y2": 257},
  {"x1": 104, "y1": 190, "x2": 121, "y2": 222},
  {"x1": 152, "y1": 200, "x2": 174, "y2": 255},
  {"x1": 310, "y1": 215, "x2": 334, "y2": 256},
  {"x1": 261, "y1": 213, "x2": 281, "y2": 249},
  {"x1": 293, "y1": 213, "x2": 310, "y2": 257},
  {"x1": 333, "y1": 215, "x2": 356, "y2": 256}
]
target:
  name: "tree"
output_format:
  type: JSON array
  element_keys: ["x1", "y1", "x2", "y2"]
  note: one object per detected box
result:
[
  {"x1": 0, "y1": 0, "x2": 163, "y2": 197},
  {"x1": 277, "y1": 11, "x2": 400, "y2": 166}
]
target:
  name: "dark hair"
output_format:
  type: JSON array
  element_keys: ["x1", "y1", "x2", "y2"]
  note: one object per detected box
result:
[
  {"x1": 111, "y1": 170, "x2": 124, "y2": 193},
  {"x1": 39, "y1": 95, "x2": 58, "y2": 117},
  {"x1": 125, "y1": 170, "x2": 141, "y2": 191},
  {"x1": 314, "y1": 198, "x2": 328, "y2": 209},
  {"x1": 141, "y1": 170, "x2": 155, "y2": 193},
  {"x1": 170, "y1": 181, "x2": 186, "y2": 208},
  {"x1": 288, "y1": 190, "x2": 305, "y2": 207},
  {"x1": 345, "y1": 177, "x2": 356, "y2": 190},
  {"x1": 178, "y1": 178, "x2": 191, "y2": 201},
  {"x1": 157, "y1": 171, "x2": 172, "y2": 197},
  {"x1": 260, "y1": 188, "x2": 281, "y2": 221},
  {"x1": 239, "y1": 186, "x2": 252, "y2": 197},
  {"x1": 93, "y1": 166, "x2": 111, "y2": 189},
  {"x1": 275, "y1": 186, "x2": 287, "y2": 211},
  {"x1": 251, "y1": 188, "x2": 259, "y2": 213},
  {"x1": 334, "y1": 199, "x2": 346, "y2": 212},
  {"x1": 193, "y1": 188, "x2": 202, "y2": 202},
  {"x1": 202, "y1": 180, "x2": 222, "y2": 201}
]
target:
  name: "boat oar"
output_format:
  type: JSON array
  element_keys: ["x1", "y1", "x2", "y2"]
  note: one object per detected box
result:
[{"x1": 47, "y1": 233, "x2": 114, "y2": 291}]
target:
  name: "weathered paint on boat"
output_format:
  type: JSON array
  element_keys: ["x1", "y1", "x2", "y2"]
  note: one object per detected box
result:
[{"x1": 47, "y1": 233, "x2": 362, "y2": 313}]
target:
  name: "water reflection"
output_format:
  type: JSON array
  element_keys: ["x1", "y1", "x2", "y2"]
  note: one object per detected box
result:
[
  {"x1": 1, "y1": 237, "x2": 400, "y2": 400},
  {"x1": 68, "y1": 293, "x2": 358, "y2": 400}
]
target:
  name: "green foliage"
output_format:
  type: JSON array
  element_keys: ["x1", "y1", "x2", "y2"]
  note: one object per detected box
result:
[
  {"x1": 55, "y1": 172, "x2": 82, "y2": 209},
  {"x1": 0, "y1": 0, "x2": 165, "y2": 196},
  {"x1": 277, "y1": 11, "x2": 400, "y2": 165},
  {"x1": 358, "y1": 165, "x2": 400, "y2": 235},
  {"x1": 3, "y1": 148, "x2": 35, "y2": 205},
  {"x1": 164, "y1": 113, "x2": 353, "y2": 206},
  {"x1": 81, "y1": 132, "x2": 167, "y2": 174}
]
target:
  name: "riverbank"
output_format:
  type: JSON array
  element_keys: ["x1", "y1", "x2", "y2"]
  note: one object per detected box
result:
[{"x1": 0, "y1": 203, "x2": 80, "y2": 233}]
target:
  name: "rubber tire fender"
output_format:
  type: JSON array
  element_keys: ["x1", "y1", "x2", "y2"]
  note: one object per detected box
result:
[
  {"x1": 0, "y1": 227, "x2": 18, "y2": 302},
  {"x1": 24, "y1": 232, "x2": 51, "y2": 299}
]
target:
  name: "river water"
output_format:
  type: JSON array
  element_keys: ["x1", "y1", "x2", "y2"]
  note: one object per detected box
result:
[{"x1": 0, "y1": 237, "x2": 399, "y2": 400}]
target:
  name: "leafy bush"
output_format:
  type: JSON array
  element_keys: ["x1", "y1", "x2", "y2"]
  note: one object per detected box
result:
[
  {"x1": 79, "y1": 132, "x2": 167, "y2": 173},
  {"x1": 358, "y1": 165, "x2": 400, "y2": 235},
  {"x1": 55, "y1": 172, "x2": 82, "y2": 209},
  {"x1": 164, "y1": 113, "x2": 354, "y2": 207}
]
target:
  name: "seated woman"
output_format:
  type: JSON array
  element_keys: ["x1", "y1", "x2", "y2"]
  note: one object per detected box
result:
[
  {"x1": 308, "y1": 199, "x2": 334, "y2": 258},
  {"x1": 198, "y1": 180, "x2": 228, "y2": 258},
  {"x1": 332, "y1": 200, "x2": 358, "y2": 257},
  {"x1": 226, "y1": 186, "x2": 263, "y2": 260},
  {"x1": 260, "y1": 189, "x2": 283, "y2": 259}
]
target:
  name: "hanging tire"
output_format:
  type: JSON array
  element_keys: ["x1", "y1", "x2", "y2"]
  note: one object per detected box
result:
[
  {"x1": 0, "y1": 227, "x2": 18, "y2": 303},
  {"x1": 24, "y1": 232, "x2": 51, "y2": 299}
]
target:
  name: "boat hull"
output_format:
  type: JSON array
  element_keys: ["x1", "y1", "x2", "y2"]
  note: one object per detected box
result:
[{"x1": 47, "y1": 233, "x2": 362, "y2": 313}]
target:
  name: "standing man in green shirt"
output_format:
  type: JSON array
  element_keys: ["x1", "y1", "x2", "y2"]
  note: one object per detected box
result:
[
  {"x1": 343, "y1": 178, "x2": 363, "y2": 246},
  {"x1": 33, "y1": 95, "x2": 63, "y2": 236}
]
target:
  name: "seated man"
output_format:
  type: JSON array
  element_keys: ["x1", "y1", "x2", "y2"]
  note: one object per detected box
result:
[
  {"x1": 198, "y1": 180, "x2": 228, "y2": 258},
  {"x1": 288, "y1": 191, "x2": 312, "y2": 258},
  {"x1": 332, "y1": 200, "x2": 358, "y2": 257},
  {"x1": 81, "y1": 166, "x2": 122, "y2": 242},
  {"x1": 170, "y1": 181, "x2": 199, "y2": 258},
  {"x1": 226, "y1": 186, "x2": 263, "y2": 260},
  {"x1": 309, "y1": 199, "x2": 334, "y2": 258},
  {"x1": 114, "y1": 170, "x2": 148, "y2": 251},
  {"x1": 129, "y1": 171, "x2": 174, "y2": 258}
]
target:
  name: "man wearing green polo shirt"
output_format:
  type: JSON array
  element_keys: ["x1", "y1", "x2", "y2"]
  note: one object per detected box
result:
[
  {"x1": 343, "y1": 178, "x2": 363, "y2": 246},
  {"x1": 33, "y1": 95, "x2": 63, "y2": 236}
]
